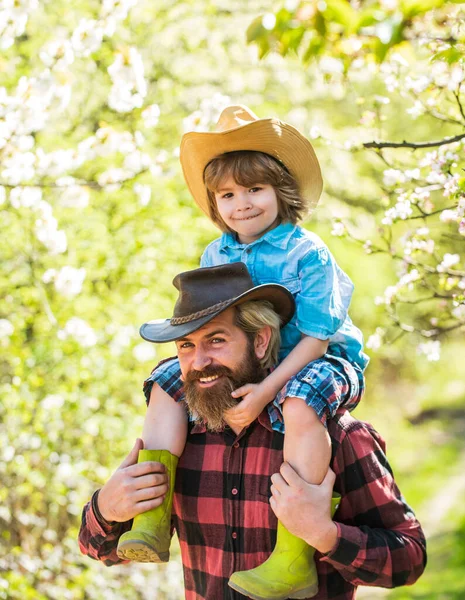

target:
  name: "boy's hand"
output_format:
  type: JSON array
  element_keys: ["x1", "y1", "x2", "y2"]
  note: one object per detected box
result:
[{"x1": 224, "y1": 382, "x2": 275, "y2": 428}]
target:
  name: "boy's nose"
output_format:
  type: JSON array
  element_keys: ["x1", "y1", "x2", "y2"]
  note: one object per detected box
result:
[{"x1": 236, "y1": 192, "x2": 252, "y2": 210}]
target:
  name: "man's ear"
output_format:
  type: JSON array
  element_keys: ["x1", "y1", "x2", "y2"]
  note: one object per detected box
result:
[{"x1": 254, "y1": 325, "x2": 272, "y2": 360}]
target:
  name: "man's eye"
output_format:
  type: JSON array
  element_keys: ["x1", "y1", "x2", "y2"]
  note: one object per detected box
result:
[
  {"x1": 178, "y1": 342, "x2": 193, "y2": 349},
  {"x1": 211, "y1": 337, "x2": 225, "y2": 344}
]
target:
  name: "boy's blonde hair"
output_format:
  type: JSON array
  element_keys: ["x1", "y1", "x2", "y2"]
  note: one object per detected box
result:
[
  {"x1": 234, "y1": 299, "x2": 282, "y2": 370},
  {"x1": 203, "y1": 151, "x2": 308, "y2": 233}
]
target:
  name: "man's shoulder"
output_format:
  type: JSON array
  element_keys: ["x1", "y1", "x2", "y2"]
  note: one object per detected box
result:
[{"x1": 328, "y1": 410, "x2": 386, "y2": 453}]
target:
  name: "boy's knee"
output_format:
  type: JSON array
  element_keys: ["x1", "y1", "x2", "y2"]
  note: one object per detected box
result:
[{"x1": 282, "y1": 396, "x2": 321, "y2": 428}]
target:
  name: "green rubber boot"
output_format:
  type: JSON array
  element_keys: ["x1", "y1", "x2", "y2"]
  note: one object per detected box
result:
[
  {"x1": 228, "y1": 494, "x2": 341, "y2": 600},
  {"x1": 116, "y1": 449, "x2": 178, "y2": 563}
]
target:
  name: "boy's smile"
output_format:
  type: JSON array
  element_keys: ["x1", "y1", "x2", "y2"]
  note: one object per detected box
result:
[{"x1": 214, "y1": 177, "x2": 279, "y2": 244}]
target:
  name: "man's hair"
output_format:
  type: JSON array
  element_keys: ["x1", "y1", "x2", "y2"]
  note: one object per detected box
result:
[
  {"x1": 203, "y1": 151, "x2": 308, "y2": 232},
  {"x1": 234, "y1": 300, "x2": 282, "y2": 369}
]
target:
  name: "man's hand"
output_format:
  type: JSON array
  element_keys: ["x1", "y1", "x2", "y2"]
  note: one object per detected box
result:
[
  {"x1": 269, "y1": 462, "x2": 338, "y2": 554},
  {"x1": 98, "y1": 439, "x2": 168, "y2": 523},
  {"x1": 225, "y1": 382, "x2": 274, "y2": 428}
]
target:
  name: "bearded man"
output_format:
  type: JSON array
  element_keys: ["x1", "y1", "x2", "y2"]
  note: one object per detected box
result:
[{"x1": 79, "y1": 263, "x2": 426, "y2": 600}]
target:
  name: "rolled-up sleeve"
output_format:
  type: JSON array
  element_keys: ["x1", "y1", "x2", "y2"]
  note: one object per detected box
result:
[
  {"x1": 296, "y1": 246, "x2": 354, "y2": 340},
  {"x1": 78, "y1": 491, "x2": 131, "y2": 566}
]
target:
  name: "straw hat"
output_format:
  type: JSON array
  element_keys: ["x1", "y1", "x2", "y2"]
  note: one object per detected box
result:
[
  {"x1": 140, "y1": 262, "x2": 295, "y2": 343},
  {"x1": 180, "y1": 105, "x2": 323, "y2": 217}
]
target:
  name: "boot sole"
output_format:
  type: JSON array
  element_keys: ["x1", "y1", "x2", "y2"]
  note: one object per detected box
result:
[
  {"x1": 228, "y1": 580, "x2": 318, "y2": 600},
  {"x1": 117, "y1": 539, "x2": 169, "y2": 563}
]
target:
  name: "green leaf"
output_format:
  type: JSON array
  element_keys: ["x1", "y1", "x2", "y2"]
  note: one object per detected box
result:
[
  {"x1": 246, "y1": 15, "x2": 267, "y2": 43},
  {"x1": 431, "y1": 46, "x2": 463, "y2": 64},
  {"x1": 325, "y1": 0, "x2": 359, "y2": 33}
]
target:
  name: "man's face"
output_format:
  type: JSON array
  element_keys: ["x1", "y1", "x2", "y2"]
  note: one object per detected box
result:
[{"x1": 175, "y1": 307, "x2": 265, "y2": 431}]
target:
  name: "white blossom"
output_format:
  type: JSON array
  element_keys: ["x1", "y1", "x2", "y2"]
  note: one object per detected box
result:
[
  {"x1": 101, "y1": 0, "x2": 138, "y2": 21},
  {"x1": 331, "y1": 221, "x2": 346, "y2": 237},
  {"x1": 49, "y1": 266, "x2": 86, "y2": 297},
  {"x1": 9, "y1": 186, "x2": 42, "y2": 209},
  {"x1": 133, "y1": 342, "x2": 156, "y2": 362},
  {"x1": 58, "y1": 184, "x2": 90, "y2": 209},
  {"x1": 443, "y1": 174, "x2": 460, "y2": 197},
  {"x1": 58, "y1": 317, "x2": 97, "y2": 347},
  {"x1": 98, "y1": 167, "x2": 131, "y2": 190},
  {"x1": 183, "y1": 93, "x2": 231, "y2": 133},
  {"x1": 39, "y1": 39, "x2": 75, "y2": 71},
  {"x1": 41, "y1": 394, "x2": 65, "y2": 410},
  {"x1": 452, "y1": 303, "x2": 465, "y2": 320},
  {"x1": 107, "y1": 48, "x2": 147, "y2": 113},
  {"x1": 406, "y1": 100, "x2": 425, "y2": 119},
  {"x1": 35, "y1": 205, "x2": 67, "y2": 255},
  {"x1": 437, "y1": 253, "x2": 460, "y2": 272},
  {"x1": 440, "y1": 209, "x2": 459, "y2": 223},
  {"x1": 417, "y1": 340, "x2": 441, "y2": 361},
  {"x1": 1, "y1": 151, "x2": 35, "y2": 185},
  {"x1": 141, "y1": 104, "x2": 160, "y2": 128},
  {"x1": 134, "y1": 183, "x2": 151, "y2": 206},
  {"x1": 124, "y1": 150, "x2": 151, "y2": 173},
  {"x1": 366, "y1": 328, "x2": 385, "y2": 351},
  {"x1": 71, "y1": 19, "x2": 104, "y2": 57},
  {"x1": 383, "y1": 169, "x2": 406, "y2": 187},
  {"x1": 0, "y1": 319, "x2": 14, "y2": 338}
]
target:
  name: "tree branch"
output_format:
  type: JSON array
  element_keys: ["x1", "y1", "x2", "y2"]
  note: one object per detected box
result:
[{"x1": 364, "y1": 132, "x2": 465, "y2": 150}]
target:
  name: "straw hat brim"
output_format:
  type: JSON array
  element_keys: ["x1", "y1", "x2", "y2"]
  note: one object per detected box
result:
[
  {"x1": 140, "y1": 283, "x2": 295, "y2": 343},
  {"x1": 180, "y1": 118, "x2": 323, "y2": 217}
]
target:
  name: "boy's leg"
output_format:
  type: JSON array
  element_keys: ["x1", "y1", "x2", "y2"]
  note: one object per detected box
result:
[
  {"x1": 143, "y1": 383, "x2": 188, "y2": 456},
  {"x1": 282, "y1": 396, "x2": 331, "y2": 485},
  {"x1": 229, "y1": 397, "x2": 331, "y2": 600},
  {"x1": 117, "y1": 364, "x2": 187, "y2": 563}
]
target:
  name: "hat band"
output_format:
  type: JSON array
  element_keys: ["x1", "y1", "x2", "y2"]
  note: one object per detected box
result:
[{"x1": 170, "y1": 297, "x2": 236, "y2": 325}]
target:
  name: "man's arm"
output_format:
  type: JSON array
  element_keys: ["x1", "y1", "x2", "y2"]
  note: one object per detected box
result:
[
  {"x1": 78, "y1": 438, "x2": 168, "y2": 565},
  {"x1": 269, "y1": 417, "x2": 427, "y2": 589},
  {"x1": 78, "y1": 490, "x2": 132, "y2": 566}
]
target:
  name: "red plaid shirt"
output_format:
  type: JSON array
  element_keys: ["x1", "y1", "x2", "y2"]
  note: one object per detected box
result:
[{"x1": 79, "y1": 410, "x2": 426, "y2": 599}]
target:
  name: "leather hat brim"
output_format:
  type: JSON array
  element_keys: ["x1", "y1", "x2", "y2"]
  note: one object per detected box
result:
[{"x1": 140, "y1": 283, "x2": 295, "y2": 343}]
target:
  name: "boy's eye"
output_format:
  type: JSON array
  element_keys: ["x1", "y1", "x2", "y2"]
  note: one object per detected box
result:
[{"x1": 250, "y1": 187, "x2": 262, "y2": 193}]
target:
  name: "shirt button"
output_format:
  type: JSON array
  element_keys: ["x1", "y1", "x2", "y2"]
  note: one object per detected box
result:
[
  {"x1": 232, "y1": 488, "x2": 238, "y2": 496},
  {"x1": 233, "y1": 442, "x2": 239, "y2": 449},
  {"x1": 232, "y1": 532, "x2": 237, "y2": 539},
  {"x1": 245, "y1": 248, "x2": 251, "y2": 254}
]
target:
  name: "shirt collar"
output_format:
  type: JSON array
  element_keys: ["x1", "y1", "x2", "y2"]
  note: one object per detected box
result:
[
  {"x1": 219, "y1": 222, "x2": 297, "y2": 252},
  {"x1": 190, "y1": 407, "x2": 274, "y2": 435}
]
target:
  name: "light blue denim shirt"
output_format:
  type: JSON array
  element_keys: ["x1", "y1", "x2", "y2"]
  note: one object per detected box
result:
[{"x1": 200, "y1": 222, "x2": 369, "y2": 370}]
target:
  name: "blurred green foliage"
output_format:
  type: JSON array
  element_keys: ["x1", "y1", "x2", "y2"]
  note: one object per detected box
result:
[{"x1": 1, "y1": 1, "x2": 464, "y2": 598}]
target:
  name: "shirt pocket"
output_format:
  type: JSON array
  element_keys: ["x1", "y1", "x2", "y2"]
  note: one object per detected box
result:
[{"x1": 258, "y1": 477, "x2": 272, "y2": 502}]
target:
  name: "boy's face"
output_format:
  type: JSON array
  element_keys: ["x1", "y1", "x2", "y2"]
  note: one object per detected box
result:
[{"x1": 214, "y1": 177, "x2": 279, "y2": 244}]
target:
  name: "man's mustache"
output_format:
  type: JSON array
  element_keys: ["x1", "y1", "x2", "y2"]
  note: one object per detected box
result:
[{"x1": 184, "y1": 365, "x2": 235, "y2": 383}]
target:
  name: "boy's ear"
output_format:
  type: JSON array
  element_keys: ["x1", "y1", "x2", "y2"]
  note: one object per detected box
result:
[{"x1": 254, "y1": 325, "x2": 272, "y2": 360}]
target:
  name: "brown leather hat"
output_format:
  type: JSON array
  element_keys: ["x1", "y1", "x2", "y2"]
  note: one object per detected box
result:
[{"x1": 140, "y1": 262, "x2": 295, "y2": 343}]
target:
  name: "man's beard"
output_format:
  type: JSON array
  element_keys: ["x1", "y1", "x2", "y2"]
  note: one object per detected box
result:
[{"x1": 183, "y1": 342, "x2": 265, "y2": 432}]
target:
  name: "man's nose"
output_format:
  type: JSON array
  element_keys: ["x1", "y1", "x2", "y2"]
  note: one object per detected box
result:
[{"x1": 192, "y1": 347, "x2": 212, "y2": 371}]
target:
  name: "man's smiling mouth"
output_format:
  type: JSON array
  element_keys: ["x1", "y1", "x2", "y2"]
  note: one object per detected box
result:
[{"x1": 198, "y1": 374, "x2": 221, "y2": 384}]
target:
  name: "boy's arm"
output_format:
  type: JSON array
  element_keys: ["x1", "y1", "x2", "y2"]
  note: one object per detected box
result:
[
  {"x1": 226, "y1": 336, "x2": 327, "y2": 427},
  {"x1": 255, "y1": 335, "x2": 328, "y2": 399}
]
